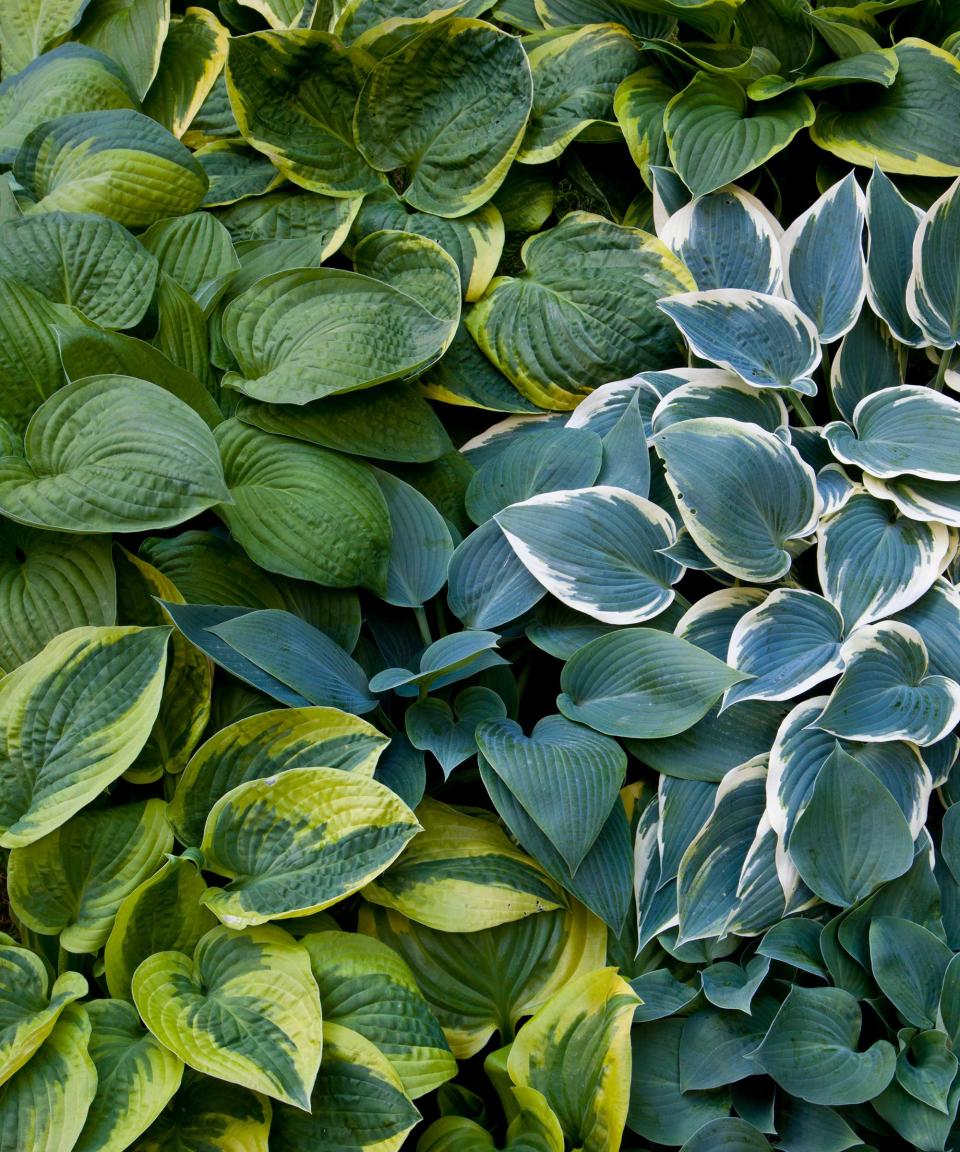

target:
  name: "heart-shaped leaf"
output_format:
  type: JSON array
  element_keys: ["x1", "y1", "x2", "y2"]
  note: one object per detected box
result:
[{"x1": 406, "y1": 686, "x2": 507, "y2": 777}]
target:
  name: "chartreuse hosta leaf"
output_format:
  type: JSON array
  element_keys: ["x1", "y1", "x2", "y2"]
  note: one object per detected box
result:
[
  {"x1": 0, "y1": 1004, "x2": 97, "y2": 1152},
  {"x1": 614, "y1": 66, "x2": 672, "y2": 186},
  {"x1": 73, "y1": 999, "x2": 183, "y2": 1152},
  {"x1": 269, "y1": 1022, "x2": 420, "y2": 1152},
  {"x1": 507, "y1": 968, "x2": 639, "y2": 1152},
  {"x1": 0, "y1": 0, "x2": 91, "y2": 76},
  {"x1": 134, "y1": 1069, "x2": 271, "y2": 1152},
  {"x1": 301, "y1": 930, "x2": 456, "y2": 1097},
  {"x1": 199, "y1": 767, "x2": 419, "y2": 927},
  {"x1": 354, "y1": 18, "x2": 532, "y2": 218},
  {"x1": 0, "y1": 943, "x2": 87, "y2": 1084},
  {"x1": 818, "y1": 622, "x2": 960, "y2": 745},
  {"x1": 658, "y1": 290, "x2": 821, "y2": 396},
  {"x1": 496, "y1": 487, "x2": 682, "y2": 625},
  {"x1": 7, "y1": 799, "x2": 173, "y2": 954},
  {"x1": 142, "y1": 8, "x2": 229, "y2": 139},
  {"x1": 0, "y1": 626, "x2": 168, "y2": 848},
  {"x1": 0, "y1": 376, "x2": 229, "y2": 533},
  {"x1": 419, "y1": 1086, "x2": 564, "y2": 1152},
  {"x1": 133, "y1": 924, "x2": 322, "y2": 1109},
  {"x1": 476, "y1": 715, "x2": 626, "y2": 873},
  {"x1": 170, "y1": 706, "x2": 387, "y2": 848},
  {"x1": 362, "y1": 798, "x2": 563, "y2": 932},
  {"x1": 655, "y1": 417, "x2": 820, "y2": 581},
  {"x1": 105, "y1": 855, "x2": 218, "y2": 1003},
  {"x1": 558, "y1": 627, "x2": 747, "y2": 738},
  {"x1": 466, "y1": 213, "x2": 693, "y2": 408}
]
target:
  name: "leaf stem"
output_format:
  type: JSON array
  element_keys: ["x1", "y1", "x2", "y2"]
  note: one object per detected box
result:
[
  {"x1": 788, "y1": 393, "x2": 817, "y2": 428},
  {"x1": 413, "y1": 606, "x2": 432, "y2": 648},
  {"x1": 933, "y1": 346, "x2": 952, "y2": 392}
]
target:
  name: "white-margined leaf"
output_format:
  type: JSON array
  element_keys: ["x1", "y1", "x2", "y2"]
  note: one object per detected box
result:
[{"x1": 865, "y1": 163, "x2": 925, "y2": 346}]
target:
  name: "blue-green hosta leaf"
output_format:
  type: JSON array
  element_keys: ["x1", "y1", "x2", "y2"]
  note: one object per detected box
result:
[
  {"x1": 632, "y1": 969, "x2": 699, "y2": 1022},
  {"x1": 142, "y1": 8, "x2": 229, "y2": 139},
  {"x1": 0, "y1": 376, "x2": 228, "y2": 533},
  {"x1": 564, "y1": 374, "x2": 663, "y2": 438},
  {"x1": 893, "y1": 580, "x2": 960, "y2": 683},
  {"x1": 651, "y1": 376, "x2": 788, "y2": 435},
  {"x1": 370, "y1": 631, "x2": 505, "y2": 697},
  {"x1": 675, "y1": 585, "x2": 767, "y2": 660},
  {"x1": 140, "y1": 212, "x2": 239, "y2": 317},
  {"x1": 466, "y1": 212, "x2": 694, "y2": 409},
  {"x1": 517, "y1": 24, "x2": 642, "y2": 164},
  {"x1": 526, "y1": 599, "x2": 618, "y2": 660},
  {"x1": 788, "y1": 745, "x2": 915, "y2": 906},
  {"x1": 0, "y1": 211, "x2": 157, "y2": 329},
  {"x1": 894, "y1": 1029, "x2": 958, "y2": 1114},
  {"x1": 723, "y1": 589, "x2": 845, "y2": 708},
  {"x1": 817, "y1": 490, "x2": 949, "y2": 631},
  {"x1": 614, "y1": 67, "x2": 673, "y2": 186},
  {"x1": 476, "y1": 714, "x2": 626, "y2": 872},
  {"x1": 0, "y1": 944, "x2": 86, "y2": 1085},
  {"x1": 700, "y1": 954, "x2": 771, "y2": 1012},
  {"x1": 665, "y1": 74, "x2": 814, "y2": 196},
  {"x1": 362, "y1": 798, "x2": 563, "y2": 932},
  {"x1": 865, "y1": 163, "x2": 925, "y2": 345},
  {"x1": 406, "y1": 686, "x2": 507, "y2": 777},
  {"x1": 818, "y1": 622, "x2": 960, "y2": 745},
  {"x1": 0, "y1": 0, "x2": 92, "y2": 77},
  {"x1": 421, "y1": 322, "x2": 539, "y2": 413},
  {"x1": 816, "y1": 464, "x2": 856, "y2": 518},
  {"x1": 658, "y1": 289, "x2": 821, "y2": 395},
  {"x1": 133, "y1": 1070, "x2": 271, "y2": 1152},
  {"x1": 447, "y1": 519, "x2": 546, "y2": 629},
  {"x1": 355, "y1": 18, "x2": 532, "y2": 217},
  {"x1": 659, "y1": 185, "x2": 783, "y2": 293},
  {"x1": 750, "y1": 986, "x2": 895, "y2": 1105},
  {"x1": 654, "y1": 417, "x2": 820, "y2": 581},
  {"x1": 133, "y1": 924, "x2": 322, "y2": 1109},
  {"x1": 811, "y1": 39, "x2": 960, "y2": 178},
  {"x1": 0, "y1": 626, "x2": 168, "y2": 848},
  {"x1": 216, "y1": 420, "x2": 391, "y2": 593},
  {"x1": 7, "y1": 799, "x2": 173, "y2": 954},
  {"x1": 679, "y1": 1000, "x2": 779, "y2": 1091},
  {"x1": 865, "y1": 470, "x2": 960, "y2": 529},
  {"x1": 908, "y1": 175, "x2": 960, "y2": 347},
  {"x1": 758, "y1": 917, "x2": 828, "y2": 978},
  {"x1": 496, "y1": 487, "x2": 682, "y2": 625},
  {"x1": 558, "y1": 626, "x2": 747, "y2": 738},
  {"x1": 74, "y1": 998, "x2": 183, "y2": 1152},
  {"x1": 593, "y1": 390, "x2": 651, "y2": 498},
  {"x1": 830, "y1": 306, "x2": 903, "y2": 423},
  {"x1": 370, "y1": 469, "x2": 452, "y2": 609},
  {"x1": 781, "y1": 171, "x2": 866, "y2": 341},
  {"x1": 679, "y1": 1117, "x2": 769, "y2": 1152},
  {"x1": 199, "y1": 766, "x2": 419, "y2": 927},
  {"x1": 869, "y1": 916, "x2": 953, "y2": 1029},
  {"x1": 302, "y1": 930, "x2": 455, "y2": 1098},
  {"x1": 873, "y1": 1070, "x2": 960, "y2": 1151}
]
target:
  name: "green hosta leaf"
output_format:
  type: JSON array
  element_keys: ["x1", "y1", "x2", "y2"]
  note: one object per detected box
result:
[
  {"x1": 74, "y1": 999, "x2": 183, "y2": 1152},
  {"x1": 658, "y1": 290, "x2": 821, "y2": 395},
  {"x1": 133, "y1": 1070, "x2": 271, "y2": 1152},
  {"x1": 302, "y1": 930, "x2": 455, "y2": 1098},
  {"x1": 406, "y1": 686, "x2": 507, "y2": 777},
  {"x1": 0, "y1": 376, "x2": 229, "y2": 533},
  {"x1": 818, "y1": 622, "x2": 960, "y2": 745},
  {"x1": 614, "y1": 67, "x2": 672, "y2": 187},
  {"x1": 269, "y1": 1022, "x2": 420, "y2": 1152},
  {"x1": 0, "y1": 626, "x2": 168, "y2": 848},
  {"x1": 0, "y1": 0, "x2": 92, "y2": 76},
  {"x1": 420, "y1": 1086, "x2": 563, "y2": 1152},
  {"x1": 0, "y1": 523, "x2": 115, "y2": 672},
  {"x1": 226, "y1": 30, "x2": 381, "y2": 197},
  {"x1": 496, "y1": 486, "x2": 682, "y2": 625},
  {"x1": 654, "y1": 417, "x2": 820, "y2": 580},
  {"x1": 355, "y1": 18, "x2": 532, "y2": 217},
  {"x1": 7, "y1": 799, "x2": 173, "y2": 953},
  {"x1": 76, "y1": 0, "x2": 169, "y2": 98},
  {"x1": 865, "y1": 163, "x2": 924, "y2": 346},
  {"x1": 15, "y1": 110, "x2": 207, "y2": 228},
  {"x1": 197, "y1": 141, "x2": 284, "y2": 207},
  {"x1": 446, "y1": 519, "x2": 546, "y2": 629},
  {"x1": 217, "y1": 187, "x2": 360, "y2": 246},
  {"x1": 104, "y1": 855, "x2": 218, "y2": 1003},
  {"x1": 788, "y1": 745, "x2": 915, "y2": 906},
  {"x1": 751, "y1": 986, "x2": 896, "y2": 1105},
  {"x1": 370, "y1": 631, "x2": 506, "y2": 697},
  {"x1": 133, "y1": 924, "x2": 322, "y2": 1109},
  {"x1": 142, "y1": 8, "x2": 229, "y2": 138},
  {"x1": 216, "y1": 420, "x2": 391, "y2": 593},
  {"x1": 665, "y1": 74, "x2": 814, "y2": 196},
  {"x1": 869, "y1": 917, "x2": 952, "y2": 1029},
  {"x1": 141, "y1": 212, "x2": 239, "y2": 317},
  {"x1": 558, "y1": 626, "x2": 747, "y2": 738},
  {"x1": 477, "y1": 714, "x2": 625, "y2": 872},
  {"x1": 811, "y1": 38, "x2": 960, "y2": 177},
  {"x1": 0, "y1": 945, "x2": 86, "y2": 1085},
  {"x1": 362, "y1": 798, "x2": 563, "y2": 932},
  {"x1": 467, "y1": 213, "x2": 693, "y2": 408},
  {"x1": 200, "y1": 766, "x2": 420, "y2": 927},
  {"x1": 0, "y1": 1004, "x2": 97, "y2": 1152},
  {"x1": 508, "y1": 968, "x2": 639, "y2": 1152},
  {"x1": 0, "y1": 212, "x2": 157, "y2": 329}
]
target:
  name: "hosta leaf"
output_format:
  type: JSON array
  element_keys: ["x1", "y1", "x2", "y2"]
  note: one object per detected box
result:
[
  {"x1": 558, "y1": 627, "x2": 747, "y2": 738},
  {"x1": 893, "y1": 580, "x2": 960, "y2": 683},
  {"x1": 76, "y1": 0, "x2": 169, "y2": 99},
  {"x1": 665, "y1": 74, "x2": 814, "y2": 196},
  {"x1": 0, "y1": 0, "x2": 92, "y2": 76},
  {"x1": 0, "y1": 212, "x2": 157, "y2": 329},
  {"x1": 751, "y1": 986, "x2": 896, "y2": 1105},
  {"x1": 140, "y1": 212, "x2": 239, "y2": 316},
  {"x1": 215, "y1": 420, "x2": 391, "y2": 593},
  {"x1": 654, "y1": 417, "x2": 820, "y2": 581},
  {"x1": 200, "y1": 766, "x2": 419, "y2": 927},
  {"x1": 419, "y1": 1086, "x2": 563, "y2": 1152},
  {"x1": 0, "y1": 626, "x2": 168, "y2": 848},
  {"x1": 0, "y1": 945, "x2": 86, "y2": 1085},
  {"x1": 0, "y1": 376, "x2": 229, "y2": 533},
  {"x1": 74, "y1": 999, "x2": 183, "y2": 1152},
  {"x1": 362, "y1": 798, "x2": 563, "y2": 932},
  {"x1": 651, "y1": 376, "x2": 788, "y2": 435},
  {"x1": 830, "y1": 308, "x2": 903, "y2": 424},
  {"x1": 142, "y1": 8, "x2": 229, "y2": 138},
  {"x1": 405, "y1": 686, "x2": 507, "y2": 777},
  {"x1": 817, "y1": 622, "x2": 960, "y2": 745},
  {"x1": 0, "y1": 523, "x2": 115, "y2": 672},
  {"x1": 302, "y1": 930, "x2": 455, "y2": 1098},
  {"x1": 373, "y1": 468, "x2": 452, "y2": 608},
  {"x1": 496, "y1": 487, "x2": 682, "y2": 625},
  {"x1": 133, "y1": 924, "x2": 322, "y2": 1109},
  {"x1": 170, "y1": 706, "x2": 387, "y2": 847},
  {"x1": 133, "y1": 1071, "x2": 271, "y2": 1152},
  {"x1": 7, "y1": 799, "x2": 173, "y2": 953},
  {"x1": 869, "y1": 917, "x2": 952, "y2": 1029},
  {"x1": 679, "y1": 1118, "x2": 769, "y2": 1152},
  {"x1": 614, "y1": 67, "x2": 672, "y2": 186},
  {"x1": 865, "y1": 163, "x2": 924, "y2": 345},
  {"x1": 355, "y1": 18, "x2": 532, "y2": 217},
  {"x1": 197, "y1": 141, "x2": 284, "y2": 207},
  {"x1": 894, "y1": 1028, "x2": 958, "y2": 1113},
  {"x1": 447, "y1": 519, "x2": 546, "y2": 629},
  {"x1": 679, "y1": 1000, "x2": 779, "y2": 1090},
  {"x1": 466, "y1": 212, "x2": 693, "y2": 408},
  {"x1": 658, "y1": 290, "x2": 821, "y2": 395},
  {"x1": 369, "y1": 631, "x2": 505, "y2": 696}
]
